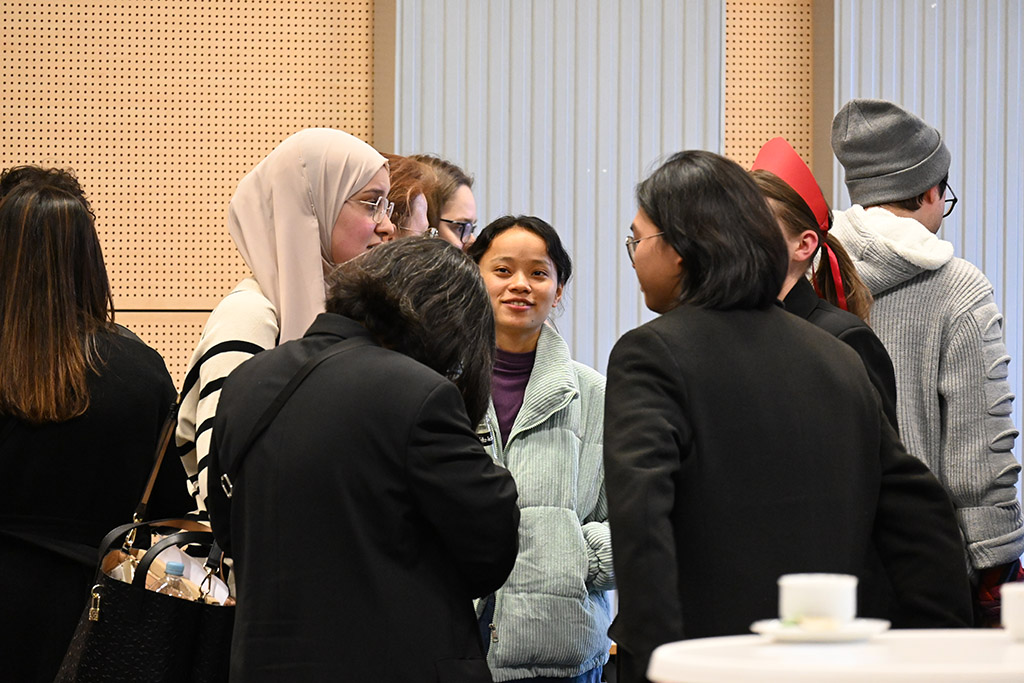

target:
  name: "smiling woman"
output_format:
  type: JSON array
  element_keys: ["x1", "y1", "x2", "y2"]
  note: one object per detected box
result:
[
  {"x1": 175, "y1": 128, "x2": 392, "y2": 517},
  {"x1": 466, "y1": 216, "x2": 614, "y2": 683}
]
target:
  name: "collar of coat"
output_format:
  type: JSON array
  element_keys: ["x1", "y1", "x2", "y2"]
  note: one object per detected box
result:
[{"x1": 491, "y1": 324, "x2": 580, "y2": 446}]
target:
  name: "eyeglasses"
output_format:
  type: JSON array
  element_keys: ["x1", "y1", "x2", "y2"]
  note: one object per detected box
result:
[
  {"x1": 353, "y1": 195, "x2": 395, "y2": 224},
  {"x1": 624, "y1": 232, "x2": 665, "y2": 264},
  {"x1": 438, "y1": 218, "x2": 478, "y2": 243},
  {"x1": 942, "y1": 183, "x2": 958, "y2": 218},
  {"x1": 397, "y1": 225, "x2": 440, "y2": 238}
]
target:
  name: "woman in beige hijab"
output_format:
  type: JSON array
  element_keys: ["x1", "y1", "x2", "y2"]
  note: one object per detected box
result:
[{"x1": 176, "y1": 128, "x2": 394, "y2": 515}]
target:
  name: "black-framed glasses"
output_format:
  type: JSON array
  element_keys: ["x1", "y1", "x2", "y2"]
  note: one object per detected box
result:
[
  {"x1": 398, "y1": 225, "x2": 439, "y2": 238},
  {"x1": 353, "y1": 195, "x2": 395, "y2": 224},
  {"x1": 438, "y1": 218, "x2": 478, "y2": 243},
  {"x1": 943, "y1": 183, "x2": 958, "y2": 218},
  {"x1": 624, "y1": 232, "x2": 664, "y2": 264}
]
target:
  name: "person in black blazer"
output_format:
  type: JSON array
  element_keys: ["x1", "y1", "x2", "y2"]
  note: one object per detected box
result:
[
  {"x1": 207, "y1": 239, "x2": 520, "y2": 683},
  {"x1": 750, "y1": 137, "x2": 898, "y2": 429},
  {"x1": 606, "y1": 151, "x2": 972, "y2": 683}
]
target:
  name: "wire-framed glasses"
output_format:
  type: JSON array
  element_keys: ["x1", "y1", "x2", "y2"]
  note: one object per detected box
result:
[
  {"x1": 624, "y1": 232, "x2": 665, "y2": 264},
  {"x1": 398, "y1": 225, "x2": 439, "y2": 238},
  {"x1": 354, "y1": 195, "x2": 395, "y2": 224}
]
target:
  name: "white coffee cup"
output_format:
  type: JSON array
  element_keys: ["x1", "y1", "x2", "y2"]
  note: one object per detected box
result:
[
  {"x1": 778, "y1": 573, "x2": 857, "y2": 627},
  {"x1": 1001, "y1": 583, "x2": 1024, "y2": 640}
]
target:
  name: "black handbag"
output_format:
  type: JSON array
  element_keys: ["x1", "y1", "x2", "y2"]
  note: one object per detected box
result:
[{"x1": 54, "y1": 403, "x2": 234, "y2": 683}]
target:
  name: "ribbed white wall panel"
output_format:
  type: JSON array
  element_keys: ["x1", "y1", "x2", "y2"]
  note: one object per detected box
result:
[
  {"x1": 833, "y1": 0, "x2": 1024, "y2": 439},
  {"x1": 392, "y1": 0, "x2": 725, "y2": 372}
]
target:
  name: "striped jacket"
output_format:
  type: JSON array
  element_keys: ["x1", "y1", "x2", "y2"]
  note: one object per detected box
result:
[
  {"x1": 176, "y1": 278, "x2": 279, "y2": 514},
  {"x1": 479, "y1": 324, "x2": 614, "y2": 681}
]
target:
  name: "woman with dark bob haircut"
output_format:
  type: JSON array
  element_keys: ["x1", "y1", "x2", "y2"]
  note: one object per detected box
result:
[
  {"x1": 207, "y1": 238, "x2": 520, "y2": 682},
  {"x1": 604, "y1": 150, "x2": 972, "y2": 682},
  {"x1": 0, "y1": 168, "x2": 190, "y2": 682},
  {"x1": 466, "y1": 216, "x2": 613, "y2": 683}
]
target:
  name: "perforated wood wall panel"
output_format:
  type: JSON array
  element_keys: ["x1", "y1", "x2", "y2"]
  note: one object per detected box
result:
[
  {"x1": 724, "y1": 1, "x2": 814, "y2": 168},
  {"x1": 1, "y1": 1, "x2": 375, "y2": 388},
  {"x1": 117, "y1": 312, "x2": 210, "y2": 386}
]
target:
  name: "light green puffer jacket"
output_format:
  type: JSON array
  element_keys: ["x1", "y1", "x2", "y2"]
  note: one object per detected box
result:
[{"x1": 477, "y1": 324, "x2": 614, "y2": 682}]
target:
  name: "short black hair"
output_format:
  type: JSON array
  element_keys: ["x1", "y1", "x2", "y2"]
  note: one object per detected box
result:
[
  {"x1": 466, "y1": 215, "x2": 573, "y2": 287},
  {"x1": 636, "y1": 150, "x2": 787, "y2": 310},
  {"x1": 325, "y1": 238, "x2": 495, "y2": 425}
]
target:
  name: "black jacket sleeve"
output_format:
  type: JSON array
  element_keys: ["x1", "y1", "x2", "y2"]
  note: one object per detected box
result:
[
  {"x1": 603, "y1": 326, "x2": 689, "y2": 683},
  {"x1": 837, "y1": 325, "x2": 900, "y2": 432},
  {"x1": 873, "y1": 409, "x2": 974, "y2": 627},
  {"x1": 406, "y1": 380, "x2": 520, "y2": 599}
]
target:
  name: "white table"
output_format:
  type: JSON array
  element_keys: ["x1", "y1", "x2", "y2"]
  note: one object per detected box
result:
[{"x1": 647, "y1": 629, "x2": 1024, "y2": 682}]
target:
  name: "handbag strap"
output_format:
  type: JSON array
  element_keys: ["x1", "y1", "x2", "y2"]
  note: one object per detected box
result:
[
  {"x1": 218, "y1": 335, "x2": 374, "y2": 499},
  {"x1": 132, "y1": 399, "x2": 181, "y2": 522}
]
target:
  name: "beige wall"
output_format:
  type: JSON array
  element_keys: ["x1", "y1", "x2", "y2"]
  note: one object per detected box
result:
[
  {"x1": 724, "y1": 0, "x2": 825, "y2": 173},
  {"x1": 0, "y1": 1, "x2": 376, "y2": 386}
]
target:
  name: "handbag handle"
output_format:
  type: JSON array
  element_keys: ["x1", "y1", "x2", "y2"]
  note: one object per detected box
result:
[
  {"x1": 131, "y1": 530, "x2": 217, "y2": 593},
  {"x1": 95, "y1": 517, "x2": 212, "y2": 576}
]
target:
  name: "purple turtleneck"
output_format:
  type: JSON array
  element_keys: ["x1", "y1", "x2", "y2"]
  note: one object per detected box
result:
[{"x1": 492, "y1": 347, "x2": 536, "y2": 446}]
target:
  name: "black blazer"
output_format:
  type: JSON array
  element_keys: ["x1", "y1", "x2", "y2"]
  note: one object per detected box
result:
[
  {"x1": 208, "y1": 314, "x2": 519, "y2": 683},
  {"x1": 603, "y1": 304, "x2": 972, "y2": 683},
  {"x1": 784, "y1": 277, "x2": 899, "y2": 430}
]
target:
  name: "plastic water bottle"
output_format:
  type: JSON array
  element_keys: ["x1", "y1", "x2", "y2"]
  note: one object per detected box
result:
[{"x1": 156, "y1": 561, "x2": 190, "y2": 599}]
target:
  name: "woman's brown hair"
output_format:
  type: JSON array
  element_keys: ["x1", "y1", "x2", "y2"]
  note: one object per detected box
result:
[
  {"x1": 0, "y1": 171, "x2": 116, "y2": 423},
  {"x1": 408, "y1": 154, "x2": 473, "y2": 228},
  {"x1": 383, "y1": 154, "x2": 428, "y2": 234},
  {"x1": 751, "y1": 169, "x2": 873, "y2": 321}
]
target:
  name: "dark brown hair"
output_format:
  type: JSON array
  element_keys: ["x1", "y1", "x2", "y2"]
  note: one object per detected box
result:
[
  {"x1": 636, "y1": 151, "x2": 788, "y2": 310},
  {"x1": 751, "y1": 169, "x2": 874, "y2": 321},
  {"x1": 0, "y1": 170, "x2": 115, "y2": 423},
  {"x1": 326, "y1": 238, "x2": 494, "y2": 425},
  {"x1": 884, "y1": 173, "x2": 948, "y2": 212},
  {"x1": 408, "y1": 154, "x2": 473, "y2": 228}
]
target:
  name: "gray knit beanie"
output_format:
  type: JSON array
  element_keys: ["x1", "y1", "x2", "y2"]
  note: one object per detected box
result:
[{"x1": 831, "y1": 98, "x2": 950, "y2": 206}]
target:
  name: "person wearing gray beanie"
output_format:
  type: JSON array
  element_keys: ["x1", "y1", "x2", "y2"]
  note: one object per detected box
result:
[
  {"x1": 832, "y1": 98, "x2": 951, "y2": 208},
  {"x1": 829, "y1": 98, "x2": 1024, "y2": 627}
]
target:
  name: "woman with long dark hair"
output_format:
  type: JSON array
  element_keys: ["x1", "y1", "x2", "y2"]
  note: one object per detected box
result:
[
  {"x1": 206, "y1": 238, "x2": 519, "y2": 681},
  {"x1": 466, "y1": 216, "x2": 612, "y2": 683},
  {"x1": 0, "y1": 168, "x2": 190, "y2": 682},
  {"x1": 750, "y1": 137, "x2": 898, "y2": 428},
  {"x1": 604, "y1": 150, "x2": 972, "y2": 682}
]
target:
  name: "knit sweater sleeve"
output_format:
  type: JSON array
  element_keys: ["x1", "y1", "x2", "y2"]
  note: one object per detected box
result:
[
  {"x1": 176, "y1": 280, "x2": 279, "y2": 515},
  {"x1": 939, "y1": 293, "x2": 1024, "y2": 569}
]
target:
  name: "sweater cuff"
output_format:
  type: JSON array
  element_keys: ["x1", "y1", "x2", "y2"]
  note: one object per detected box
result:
[{"x1": 959, "y1": 503, "x2": 1024, "y2": 570}]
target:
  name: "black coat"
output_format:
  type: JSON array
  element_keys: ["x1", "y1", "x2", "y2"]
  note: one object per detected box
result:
[
  {"x1": 207, "y1": 314, "x2": 520, "y2": 683},
  {"x1": 783, "y1": 277, "x2": 899, "y2": 430},
  {"x1": 603, "y1": 304, "x2": 973, "y2": 683},
  {"x1": 0, "y1": 326, "x2": 187, "y2": 683}
]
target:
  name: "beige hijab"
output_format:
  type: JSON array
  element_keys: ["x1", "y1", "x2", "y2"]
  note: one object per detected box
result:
[{"x1": 228, "y1": 128, "x2": 386, "y2": 342}]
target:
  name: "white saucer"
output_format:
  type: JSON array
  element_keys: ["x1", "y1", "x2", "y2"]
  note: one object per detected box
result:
[{"x1": 750, "y1": 618, "x2": 891, "y2": 642}]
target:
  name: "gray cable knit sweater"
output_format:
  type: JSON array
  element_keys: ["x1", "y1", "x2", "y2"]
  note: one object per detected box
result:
[
  {"x1": 478, "y1": 324, "x2": 613, "y2": 681},
  {"x1": 832, "y1": 206, "x2": 1024, "y2": 572}
]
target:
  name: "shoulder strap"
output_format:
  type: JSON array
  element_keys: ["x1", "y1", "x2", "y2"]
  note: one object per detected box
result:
[
  {"x1": 218, "y1": 335, "x2": 374, "y2": 499},
  {"x1": 132, "y1": 399, "x2": 181, "y2": 522}
]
